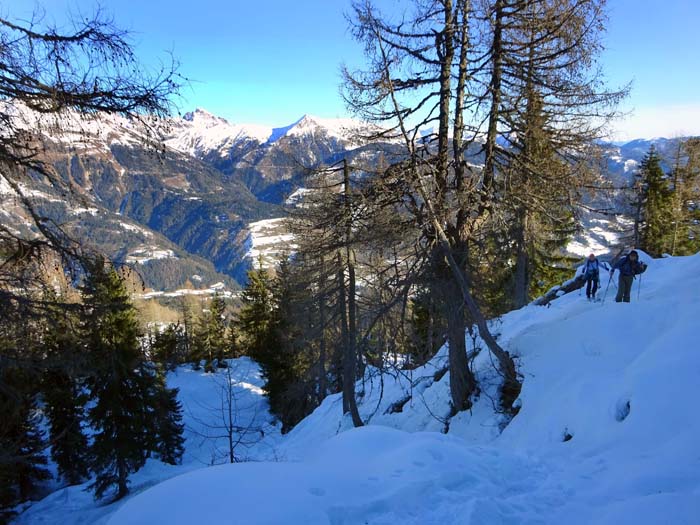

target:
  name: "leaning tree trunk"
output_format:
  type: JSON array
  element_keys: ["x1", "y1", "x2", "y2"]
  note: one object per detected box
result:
[{"x1": 413, "y1": 165, "x2": 521, "y2": 413}]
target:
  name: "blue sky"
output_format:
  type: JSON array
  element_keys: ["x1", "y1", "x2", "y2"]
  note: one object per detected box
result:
[{"x1": 4, "y1": 0, "x2": 699, "y2": 139}]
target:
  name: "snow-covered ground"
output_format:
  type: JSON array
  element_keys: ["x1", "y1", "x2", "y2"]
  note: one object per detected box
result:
[
  {"x1": 16, "y1": 252, "x2": 700, "y2": 524},
  {"x1": 137, "y1": 281, "x2": 235, "y2": 300},
  {"x1": 244, "y1": 218, "x2": 296, "y2": 268},
  {"x1": 125, "y1": 246, "x2": 177, "y2": 264},
  {"x1": 15, "y1": 358, "x2": 281, "y2": 524}
]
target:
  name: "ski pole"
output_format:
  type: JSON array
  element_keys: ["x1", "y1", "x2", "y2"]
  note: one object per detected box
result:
[
  {"x1": 602, "y1": 272, "x2": 613, "y2": 304},
  {"x1": 637, "y1": 273, "x2": 642, "y2": 301}
]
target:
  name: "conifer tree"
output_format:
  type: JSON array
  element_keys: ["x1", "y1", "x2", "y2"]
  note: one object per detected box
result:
[
  {"x1": 147, "y1": 371, "x2": 185, "y2": 465},
  {"x1": 82, "y1": 258, "x2": 183, "y2": 500},
  {"x1": 41, "y1": 295, "x2": 90, "y2": 486},
  {"x1": 191, "y1": 295, "x2": 228, "y2": 372},
  {"x1": 151, "y1": 323, "x2": 185, "y2": 371},
  {"x1": 634, "y1": 147, "x2": 673, "y2": 256},
  {"x1": 669, "y1": 138, "x2": 700, "y2": 255},
  {"x1": 236, "y1": 259, "x2": 276, "y2": 363},
  {"x1": 42, "y1": 371, "x2": 89, "y2": 486},
  {"x1": 0, "y1": 372, "x2": 50, "y2": 520},
  {"x1": 0, "y1": 303, "x2": 50, "y2": 518}
]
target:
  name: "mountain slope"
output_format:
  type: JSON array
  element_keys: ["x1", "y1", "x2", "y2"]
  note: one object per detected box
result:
[
  {"x1": 5, "y1": 102, "x2": 693, "y2": 290},
  {"x1": 94, "y1": 251, "x2": 700, "y2": 525},
  {"x1": 164, "y1": 109, "x2": 382, "y2": 204}
]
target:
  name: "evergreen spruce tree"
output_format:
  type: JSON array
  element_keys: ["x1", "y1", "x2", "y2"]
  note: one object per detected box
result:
[
  {"x1": 235, "y1": 258, "x2": 318, "y2": 431},
  {"x1": 266, "y1": 255, "x2": 315, "y2": 431},
  {"x1": 147, "y1": 371, "x2": 185, "y2": 465},
  {"x1": 192, "y1": 294, "x2": 228, "y2": 372},
  {"x1": 634, "y1": 146, "x2": 674, "y2": 256},
  {"x1": 0, "y1": 381, "x2": 50, "y2": 520},
  {"x1": 0, "y1": 313, "x2": 50, "y2": 519},
  {"x1": 236, "y1": 259, "x2": 276, "y2": 363},
  {"x1": 42, "y1": 296, "x2": 90, "y2": 486},
  {"x1": 228, "y1": 324, "x2": 242, "y2": 358},
  {"x1": 670, "y1": 138, "x2": 700, "y2": 255},
  {"x1": 42, "y1": 371, "x2": 89, "y2": 485},
  {"x1": 82, "y1": 258, "x2": 182, "y2": 500},
  {"x1": 151, "y1": 323, "x2": 184, "y2": 371}
]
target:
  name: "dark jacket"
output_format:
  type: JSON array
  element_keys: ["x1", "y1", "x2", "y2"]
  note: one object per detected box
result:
[
  {"x1": 583, "y1": 259, "x2": 600, "y2": 278},
  {"x1": 580, "y1": 258, "x2": 609, "y2": 280},
  {"x1": 613, "y1": 255, "x2": 647, "y2": 277}
]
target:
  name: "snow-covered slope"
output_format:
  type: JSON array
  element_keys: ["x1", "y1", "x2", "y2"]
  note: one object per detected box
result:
[
  {"x1": 96, "y1": 252, "x2": 700, "y2": 525},
  {"x1": 15, "y1": 358, "x2": 281, "y2": 524},
  {"x1": 164, "y1": 109, "x2": 373, "y2": 160},
  {"x1": 243, "y1": 218, "x2": 296, "y2": 268}
]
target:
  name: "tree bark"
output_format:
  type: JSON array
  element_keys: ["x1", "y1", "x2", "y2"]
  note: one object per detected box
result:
[
  {"x1": 513, "y1": 210, "x2": 530, "y2": 309},
  {"x1": 339, "y1": 161, "x2": 363, "y2": 427}
]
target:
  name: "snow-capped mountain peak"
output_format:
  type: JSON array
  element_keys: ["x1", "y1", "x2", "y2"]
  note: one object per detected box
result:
[
  {"x1": 182, "y1": 108, "x2": 231, "y2": 128},
  {"x1": 165, "y1": 109, "x2": 375, "y2": 159}
]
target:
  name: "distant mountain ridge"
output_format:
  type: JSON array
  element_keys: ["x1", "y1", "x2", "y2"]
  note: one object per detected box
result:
[{"x1": 2, "y1": 104, "x2": 690, "y2": 291}]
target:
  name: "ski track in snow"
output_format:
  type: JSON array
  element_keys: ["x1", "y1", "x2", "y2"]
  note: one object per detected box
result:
[{"x1": 14, "y1": 253, "x2": 700, "y2": 525}]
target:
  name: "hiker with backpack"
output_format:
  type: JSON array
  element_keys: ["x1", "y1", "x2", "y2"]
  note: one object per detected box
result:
[
  {"x1": 580, "y1": 253, "x2": 607, "y2": 301},
  {"x1": 610, "y1": 250, "x2": 647, "y2": 303}
]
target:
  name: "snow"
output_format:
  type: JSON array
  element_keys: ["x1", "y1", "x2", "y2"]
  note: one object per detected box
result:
[
  {"x1": 15, "y1": 359, "x2": 281, "y2": 525},
  {"x1": 244, "y1": 218, "x2": 295, "y2": 267},
  {"x1": 165, "y1": 108, "x2": 274, "y2": 156},
  {"x1": 125, "y1": 246, "x2": 177, "y2": 264},
  {"x1": 118, "y1": 222, "x2": 152, "y2": 237},
  {"x1": 624, "y1": 158, "x2": 639, "y2": 173},
  {"x1": 284, "y1": 187, "x2": 312, "y2": 206},
  {"x1": 137, "y1": 281, "x2": 235, "y2": 300},
  {"x1": 1, "y1": 101, "x2": 154, "y2": 151},
  {"x1": 0, "y1": 175, "x2": 14, "y2": 195},
  {"x1": 567, "y1": 222, "x2": 622, "y2": 256},
  {"x1": 17, "y1": 252, "x2": 700, "y2": 524},
  {"x1": 70, "y1": 207, "x2": 99, "y2": 216},
  {"x1": 110, "y1": 428, "x2": 561, "y2": 525},
  {"x1": 284, "y1": 114, "x2": 372, "y2": 143},
  {"x1": 165, "y1": 109, "x2": 378, "y2": 159}
]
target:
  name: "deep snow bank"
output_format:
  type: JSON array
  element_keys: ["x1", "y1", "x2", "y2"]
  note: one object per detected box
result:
[{"x1": 106, "y1": 253, "x2": 700, "y2": 524}]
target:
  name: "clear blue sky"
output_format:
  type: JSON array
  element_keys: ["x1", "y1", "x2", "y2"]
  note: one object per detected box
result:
[{"x1": 4, "y1": 0, "x2": 699, "y2": 139}]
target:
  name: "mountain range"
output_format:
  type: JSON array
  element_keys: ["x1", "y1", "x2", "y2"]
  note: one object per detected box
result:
[{"x1": 0, "y1": 106, "x2": 685, "y2": 291}]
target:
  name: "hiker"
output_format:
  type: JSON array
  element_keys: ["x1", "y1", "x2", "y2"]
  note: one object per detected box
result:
[
  {"x1": 580, "y1": 253, "x2": 606, "y2": 300},
  {"x1": 610, "y1": 250, "x2": 647, "y2": 303}
]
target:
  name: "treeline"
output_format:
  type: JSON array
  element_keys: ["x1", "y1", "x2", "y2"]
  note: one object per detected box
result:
[
  {"x1": 632, "y1": 140, "x2": 700, "y2": 257},
  {"x1": 148, "y1": 293, "x2": 241, "y2": 373},
  {"x1": 0, "y1": 259, "x2": 185, "y2": 520}
]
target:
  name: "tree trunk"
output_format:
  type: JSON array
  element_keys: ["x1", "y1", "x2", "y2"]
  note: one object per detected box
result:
[
  {"x1": 481, "y1": 0, "x2": 504, "y2": 216},
  {"x1": 444, "y1": 270, "x2": 476, "y2": 412},
  {"x1": 513, "y1": 211, "x2": 530, "y2": 309},
  {"x1": 415, "y1": 175, "x2": 521, "y2": 413},
  {"x1": 337, "y1": 253, "x2": 363, "y2": 427},
  {"x1": 318, "y1": 286, "x2": 327, "y2": 404},
  {"x1": 337, "y1": 163, "x2": 364, "y2": 428}
]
